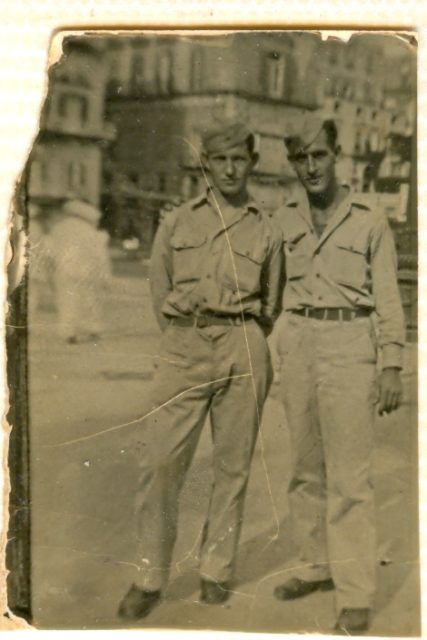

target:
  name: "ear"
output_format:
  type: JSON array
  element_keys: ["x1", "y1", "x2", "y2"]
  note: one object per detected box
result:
[
  {"x1": 334, "y1": 144, "x2": 341, "y2": 158},
  {"x1": 251, "y1": 151, "x2": 259, "y2": 168}
]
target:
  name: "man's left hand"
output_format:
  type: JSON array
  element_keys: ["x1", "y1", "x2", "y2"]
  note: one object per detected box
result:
[{"x1": 378, "y1": 367, "x2": 403, "y2": 416}]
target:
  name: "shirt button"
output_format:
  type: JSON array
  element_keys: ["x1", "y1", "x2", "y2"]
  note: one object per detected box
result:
[
  {"x1": 318, "y1": 296, "x2": 323, "y2": 301},
  {"x1": 316, "y1": 273, "x2": 320, "y2": 278},
  {"x1": 206, "y1": 274, "x2": 212, "y2": 279}
]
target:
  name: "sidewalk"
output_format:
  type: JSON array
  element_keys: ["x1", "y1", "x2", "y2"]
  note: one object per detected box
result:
[{"x1": 28, "y1": 273, "x2": 420, "y2": 634}]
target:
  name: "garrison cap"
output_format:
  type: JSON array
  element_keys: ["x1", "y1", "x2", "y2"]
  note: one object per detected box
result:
[
  {"x1": 284, "y1": 114, "x2": 336, "y2": 156},
  {"x1": 201, "y1": 119, "x2": 254, "y2": 154}
]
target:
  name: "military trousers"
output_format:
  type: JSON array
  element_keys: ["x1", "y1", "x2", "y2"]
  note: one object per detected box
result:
[
  {"x1": 135, "y1": 319, "x2": 272, "y2": 591},
  {"x1": 276, "y1": 311, "x2": 378, "y2": 612}
]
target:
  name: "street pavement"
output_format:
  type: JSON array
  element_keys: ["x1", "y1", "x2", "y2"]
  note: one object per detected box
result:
[{"x1": 28, "y1": 259, "x2": 420, "y2": 634}]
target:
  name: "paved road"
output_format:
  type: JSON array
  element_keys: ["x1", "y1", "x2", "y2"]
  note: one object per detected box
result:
[{"x1": 28, "y1": 265, "x2": 420, "y2": 634}]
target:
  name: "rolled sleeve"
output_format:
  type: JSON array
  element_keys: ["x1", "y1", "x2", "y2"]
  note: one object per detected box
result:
[{"x1": 370, "y1": 213, "x2": 406, "y2": 369}]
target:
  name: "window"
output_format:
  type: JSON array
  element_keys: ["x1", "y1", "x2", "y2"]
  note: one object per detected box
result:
[
  {"x1": 266, "y1": 52, "x2": 286, "y2": 99},
  {"x1": 354, "y1": 131, "x2": 362, "y2": 155},
  {"x1": 109, "y1": 56, "x2": 121, "y2": 80},
  {"x1": 68, "y1": 161, "x2": 87, "y2": 190},
  {"x1": 38, "y1": 160, "x2": 49, "y2": 183},
  {"x1": 370, "y1": 130, "x2": 379, "y2": 152},
  {"x1": 191, "y1": 49, "x2": 203, "y2": 91},
  {"x1": 328, "y1": 44, "x2": 339, "y2": 65},
  {"x1": 157, "y1": 51, "x2": 173, "y2": 94},
  {"x1": 58, "y1": 92, "x2": 89, "y2": 125},
  {"x1": 131, "y1": 53, "x2": 145, "y2": 90},
  {"x1": 128, "y1": 171, "x2": 139, "y2": 185}
]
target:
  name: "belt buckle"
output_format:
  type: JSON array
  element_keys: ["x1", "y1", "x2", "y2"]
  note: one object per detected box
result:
[{"x1": 196, "y1": 316, "x2": 210, "y2": 328}]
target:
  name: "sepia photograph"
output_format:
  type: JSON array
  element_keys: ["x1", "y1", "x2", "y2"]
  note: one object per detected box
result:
[{"x1": 6, "y1": 29, "x2": 418, "y2": 635}]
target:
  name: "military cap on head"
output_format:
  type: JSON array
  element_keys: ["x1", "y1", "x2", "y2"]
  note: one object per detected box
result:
[
  {"x1": 284, "y1": 114, "x2": 337, "y2": 157},
  {"x1": 201, "y1": 119, "x2": 254, "y2": 154}
]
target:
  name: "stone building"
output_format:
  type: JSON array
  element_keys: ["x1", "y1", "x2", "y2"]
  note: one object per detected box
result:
[
  {"x1": 104, "y1": 32, "x2": 324, "y2": 215},
  {"x1": 27, "y1": 36, "x2": 115, "y2": 215}
]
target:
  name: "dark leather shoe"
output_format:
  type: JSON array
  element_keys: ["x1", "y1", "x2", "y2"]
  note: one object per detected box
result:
[
  {"x1": 274, "y1": 577, "x2": 334, "y2": 600},
  {"x1": 335, "y1": 608, "x2": 370, "y2": 635},
  {"x1": 117, "y1": 583, "x2": 161, "y2": 620},
  {"x1": 200, "y1": 579, "x2": 231, "y2": 604}
]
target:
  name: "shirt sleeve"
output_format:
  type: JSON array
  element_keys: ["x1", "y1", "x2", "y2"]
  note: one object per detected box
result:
[
  {"x1": 149, "y1": 213, "x2": 175, "y2": 331},
  {"x1": 259, "y1": 222, "x2": 284, "y2": 328},
  {"x1": 370, "y1": 212, "x2": 406, "y2": 369}
]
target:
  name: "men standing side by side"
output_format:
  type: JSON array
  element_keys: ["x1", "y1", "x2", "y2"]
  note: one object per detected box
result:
[
  {"x1": 118, "y1": 120, "x2": 283, "y2": 620},
  {"x1": 272, "y1": 116, "x2": 405, "y2": 635}
]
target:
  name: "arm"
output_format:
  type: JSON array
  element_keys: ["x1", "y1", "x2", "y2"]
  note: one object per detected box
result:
[
  {"x1": 258, "y1": 228, "x2": 284, "y2": 335},
  {"x1": 370, "y1": 213, "x2": 406, "y2": 414},
  {"x1": 149, "y1": 215, "x2": 175, "y2": 331}
]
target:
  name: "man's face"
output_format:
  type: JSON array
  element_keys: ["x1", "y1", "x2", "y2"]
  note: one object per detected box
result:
[
  {"x1": 289, "y1": 128, "x2": 337, "y2": 196},
  {"x1": 204, "y1": 143, "x2": 256, "y2": 197}
]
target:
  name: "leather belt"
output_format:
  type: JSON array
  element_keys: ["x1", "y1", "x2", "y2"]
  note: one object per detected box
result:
[
  {"x1": 168, "y1": 315, "x2": 255, "y2": 328},
  {"x1": 290, "y1": 307, "x2": 371, "y2": 321}
]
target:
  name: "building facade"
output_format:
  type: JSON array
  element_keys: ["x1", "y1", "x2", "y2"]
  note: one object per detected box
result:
[
  {"x1": 104, "y1": 33, "x2": 415, "y2": 214},
  {"x1": 104, "y1": 32, "x2": 324, "y2": 215},
  {"x1": 27, "y1": 36, "x2": 115, "y2": 214}
]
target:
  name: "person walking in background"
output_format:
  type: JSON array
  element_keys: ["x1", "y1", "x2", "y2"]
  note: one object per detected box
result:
[
  {"x1": 118, "y1": 120, "x2": 283, "y2": 621},
  {"x1": 49, "y1": 198, "x2": 112, "y2": 344},
  {"x1": 272, "y1": 115, "x2": 405, "y2": 635}
]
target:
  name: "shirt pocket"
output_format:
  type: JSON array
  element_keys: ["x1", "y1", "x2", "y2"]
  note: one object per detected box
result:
[
  {"x1": 170, "y1": 232, "x2": 207, "y2": 284},
  {"x1": 334, "y1": 238, "x2": 368, "y2": 289},
  {"x1": 225, "y1": 237, "x2": 267, "y2": 295},
  {"x1": 284, "y1": 230, "x2": 309, "y2": 280}
]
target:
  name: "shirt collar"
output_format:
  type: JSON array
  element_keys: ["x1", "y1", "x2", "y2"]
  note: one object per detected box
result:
[
  {"x1": 191, "y1": 187, "x2": 259, "y2": 215},
  {"x1": 286, "y1": 184, "x2": 361, "y2": 210}
]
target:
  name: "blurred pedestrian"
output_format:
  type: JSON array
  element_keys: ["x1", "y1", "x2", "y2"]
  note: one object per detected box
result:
[
  {"x1": 28, "y1": 207, "x2": 57, "y2": 313},
  {"x1": 50, "y1": 198, "x2": 111, "y2": 344},
  {"x1": 272, "y1": 115, "x2": 405, "y2": 635}
]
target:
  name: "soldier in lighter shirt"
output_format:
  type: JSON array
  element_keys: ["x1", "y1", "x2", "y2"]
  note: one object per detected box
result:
[
  {"x1": 272, "y1": 116, "x2": 405, "y2": 635},
  {"x1": 118, "y1": 120, "x2": 283, "y2": 620}
]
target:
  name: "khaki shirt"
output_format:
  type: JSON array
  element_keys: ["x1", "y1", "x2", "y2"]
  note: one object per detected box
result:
[
  {"x1": 150, "y1": 189, "x2": 283, "y2": 330},
  {"x1": 274, "y1": 188, "x2": 406, "y2": 369}
]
